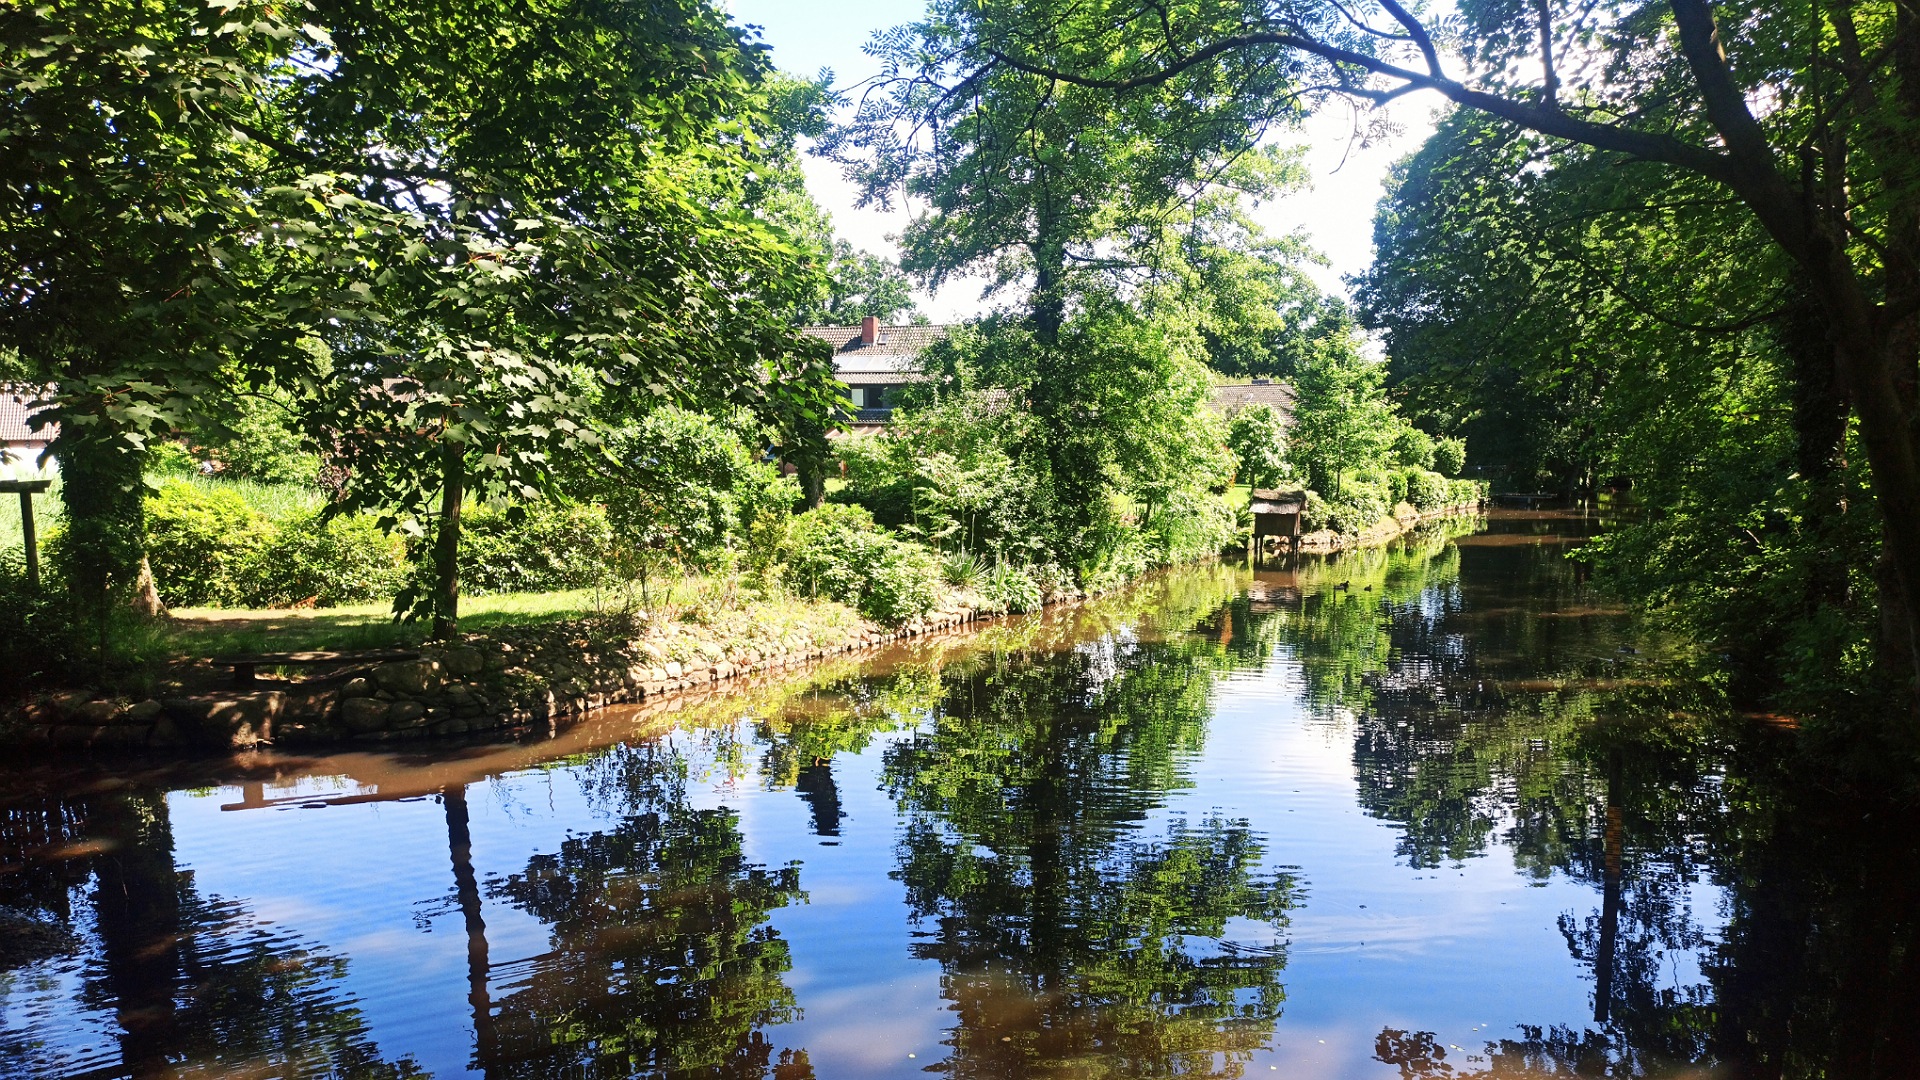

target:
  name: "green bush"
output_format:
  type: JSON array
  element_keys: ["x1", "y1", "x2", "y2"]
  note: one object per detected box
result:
[
  {"x1": 145, "y1": 479, "x2": 274, "y2": 607},
  {"x1": 866, "y1": 544, "x2": 941, "y2": 625},
  {"x1": 461, "y1": 501, "x2": 615, "y2": 595},
  {"x1": 942, "y1": 550, "x2": 985, "y2": 588},
  {"x1": 1448, "y1": 478, "x2": 1488, "y2": 506},
  {"x1": 1390, "y1": 426, "x2": 1436, "y2": 471},
  {"x1": 985, "y1": 562, "x2": 1042, "y2": 614},
  {"x1": 240, "y1": 512, "x2": 407, "y2": 607},
  {"x1": 1433, "y1": 436, "x2": 1468, "y2": 478},
  {"x1": 783, "y1": 503, "x2": 940, "y2": 625},
  {"x1": 1404, "y1": 469, "x2": 1451, "y2": 510}
]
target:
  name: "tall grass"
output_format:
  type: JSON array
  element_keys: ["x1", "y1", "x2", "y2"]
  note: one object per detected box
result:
[{"x1": 0, "y1": 466, "x2": 61, "y2": 556}]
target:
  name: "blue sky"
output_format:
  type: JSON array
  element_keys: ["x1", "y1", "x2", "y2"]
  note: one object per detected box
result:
[{"x1": 726, "y1": 1, "x2": 1438, "y2": 321}]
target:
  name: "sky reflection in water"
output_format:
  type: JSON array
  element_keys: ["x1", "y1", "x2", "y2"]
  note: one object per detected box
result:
[{"x1": 3, "y1": 511, "x2": 1916, "y2": 1079}]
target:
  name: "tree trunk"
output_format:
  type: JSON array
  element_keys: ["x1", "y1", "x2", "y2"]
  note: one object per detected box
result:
[
  {"x1": 432, "y1": 439, "x2": 466, "y2": 639},
  {"x1": 51, "y1": 415, "x2": 147, "y2": 623}
]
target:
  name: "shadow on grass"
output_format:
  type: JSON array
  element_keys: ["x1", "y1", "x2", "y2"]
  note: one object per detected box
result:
[{"x1": 162, "y1": 590, "x2": 620, "y2": 657}]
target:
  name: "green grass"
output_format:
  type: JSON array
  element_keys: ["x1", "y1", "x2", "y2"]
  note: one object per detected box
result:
[
  {"x1": 0, "y1": 467, "x2": 61, "y2": 557},
  {"x1": 156, "y1": 470, "x2": 324, "y2": 521},
  {"x1": 164, "y1": 588, "x2": 617, "y2": 656}
]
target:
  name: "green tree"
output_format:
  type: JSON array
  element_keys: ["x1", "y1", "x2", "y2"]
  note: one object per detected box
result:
[
  {"x1": 793, "y1": 242, "x2": 924, "y2": 325},
  {"x1": 899, "y1": 0, "x2": 1920, "y2": 704},
  {"x1": 1286, "y1": 334, "x2": 1397, "y2": 499},
  {"x1": 1227, "y1": 404, "x2": 1291, "y2": 493},
  {"x1": 2, "y1": 0, "x2": 838, "y2": 638}
]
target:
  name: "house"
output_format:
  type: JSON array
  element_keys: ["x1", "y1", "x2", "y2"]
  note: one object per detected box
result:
[
  {"x1": 799, "y1": 319, "x2": 1296, "y2": 435},
  {"x1": 800, "y1": 317, "x2": 948, "y2": 436},
  {"x1": 0, "y1": 387, "x2": 55, "y2": 477}
]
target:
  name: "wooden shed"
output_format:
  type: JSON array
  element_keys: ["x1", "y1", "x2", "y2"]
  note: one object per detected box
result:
[{"x1": 1250, "y1": 488, "x2": 1306, "y2": 543}]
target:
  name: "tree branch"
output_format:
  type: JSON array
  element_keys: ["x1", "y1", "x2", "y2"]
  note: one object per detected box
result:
[{"x1": 986, "y1": 32, "x2": 1739, "y2": 184}]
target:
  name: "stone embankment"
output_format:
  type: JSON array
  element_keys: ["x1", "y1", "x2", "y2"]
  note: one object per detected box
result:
[
  {"x1": 8, "y1": 606, "x2": 987, "y2": 755},
  {"x1": 1294, "y1": 499, "x2": 1485, "y2": 553}
]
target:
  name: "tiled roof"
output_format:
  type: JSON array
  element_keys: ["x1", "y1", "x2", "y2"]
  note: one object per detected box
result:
[
  {"x1": 1211, "y1": 381, "x2": 1296, "y2": 414},
  {"x1": 0, "y1": 388, "x2": 55, "y2": 444},
  {"x1": 798, "y1": 325, "x2": 938, "y2": 379},
  {"x1": 800, "y1": 324, "x2": 952, "y2": 358}
]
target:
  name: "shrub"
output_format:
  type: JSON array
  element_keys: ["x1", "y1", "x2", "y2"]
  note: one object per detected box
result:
[
  {"x1": 240, "y1": 512, "x2": 407, "y2": 607},
  {"x1": 942, "y1": 549, "x2": 985, "y2": 588},
  {"x1": 461, "y1": 501, "x2": 616, "y2": 594},
  {"x1": 196, "y1": 389, "x2": 321, "y2": 485},
  {"x1": 1433, "y1": 436, "x2": 1468, "y2": 478},
  {"x1": 1448, "y1": 478, "x2": 1488, "y2": 506},
  {"x1": 866, "y1": 544, "x2": 941, "y2": 625},
  {"x1": 144, "y1": 479, "x2": 274, "y2": 607},
  {"x1": 783, "y1": 504, "x2": 940, "y2": 625},
  {"x1": 1143, "y1": 488, "x2": 1235, "y2": 566},
  {"x1": 1404, "y1": 469, "x2": 1451, "y2": 510},
  {"x1": 1390, "y1": 426, "x2": 1436, "y2": 471},
  {"x1": 985, "y1": 562, "x2": 1042, "y2": 614}
]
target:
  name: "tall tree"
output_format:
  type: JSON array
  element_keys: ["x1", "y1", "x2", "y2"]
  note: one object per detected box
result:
[
  {"x1": 900, "y1": 0, "x2": 1920, "y2": 704},
  {"x1": 1, "y1": 0, "x2": 838, "y2": 635}
]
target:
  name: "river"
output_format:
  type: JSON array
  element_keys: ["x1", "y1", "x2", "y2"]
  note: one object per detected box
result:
[{"x1": 2, "y1": 511, "x2": 1915, "y2": 1078}]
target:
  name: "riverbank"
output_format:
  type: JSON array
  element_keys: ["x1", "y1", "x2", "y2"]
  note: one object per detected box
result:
[
  {"x1": 1294, "y1": 498, "x2": 1486, "y2": 553},
  {"x1": 4, "y1": 502, "x2": 1484, "y2": 756},
  {"x1": 2, "y1": 595, "x2": 994, "y2": 754}
]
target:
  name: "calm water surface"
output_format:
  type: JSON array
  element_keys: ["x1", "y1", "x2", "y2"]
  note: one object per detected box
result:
[{"x1": 4, "y1": 512, "x2": 1917, "y2": 1079}]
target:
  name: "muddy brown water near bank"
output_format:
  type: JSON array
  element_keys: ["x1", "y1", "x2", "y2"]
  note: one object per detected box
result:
[{"x1": 3, "y1": 511, "x2": 1915, "y2": 1078}]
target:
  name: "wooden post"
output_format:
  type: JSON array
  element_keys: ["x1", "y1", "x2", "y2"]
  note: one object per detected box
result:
[
  {"x1": 1, "y1": 480, "x2": 50, "y2": 591},
  {"x1": 19, "y1": 488, "x2": 36, "y2": 591}
]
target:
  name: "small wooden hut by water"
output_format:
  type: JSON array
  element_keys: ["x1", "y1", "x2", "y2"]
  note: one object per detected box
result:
[{"x1": 1250, "y1": 488, "x2": 1307, "y2": 545}]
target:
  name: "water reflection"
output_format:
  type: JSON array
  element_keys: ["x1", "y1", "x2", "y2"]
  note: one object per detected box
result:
[
  {"x1": 883, "y1": 643, "x2": 1298, "y2": 1077},
  {"x1": 1, "y1": 790, "x2": 420, "y2": 1079},
  {"x1": 3, "y1": 513, "x2": 1918, "y2": 1078}
]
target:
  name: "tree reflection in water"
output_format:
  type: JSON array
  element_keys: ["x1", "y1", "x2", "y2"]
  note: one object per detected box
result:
[
  {"x1": 481, "y1": 741, "x2": 813, "y2": 1079},
  {"x1": 1330, "y1": 519, "x2": 1920, "y2": 1078},
  {"x1": 883, "y1": 627, "x2": 1300, "y2": 1077},
  {"x1": 0, "y1": 790, "x2": 420, "y2": 1080}
]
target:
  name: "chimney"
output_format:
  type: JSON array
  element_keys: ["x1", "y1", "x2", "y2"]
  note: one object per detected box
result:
[{"x1": 860, "y1": 315, "x2": 880, "y2": 345}]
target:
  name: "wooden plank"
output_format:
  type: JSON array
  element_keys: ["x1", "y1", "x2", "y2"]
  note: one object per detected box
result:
[
  {"x1": 0, "y1": 479, "x2": 52, "y2": 493},
  {"x1": 213, "y1": 649, "x2": 420, "y2": 687},
  {"x1": 212, "y1": 650, "x2": 419, "y2": 665}
]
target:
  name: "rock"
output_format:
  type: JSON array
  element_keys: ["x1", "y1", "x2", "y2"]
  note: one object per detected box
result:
[
  {"x1": 163, "y1": 693, "x2": 284, "y2": 748},
  {"x1": 340, "y1": 697, "x2": 391, "y2": 733},
  {"x1": 127, "y1": 699, "x2": 163, "y2": 723},
  {"x1": 340, "y1": 677, "x2": 375, "y2": 699},
  {"x1": 372, "y1": 659, "x2": 442, "y2": 696},
  {"x1": 442, "y1": 647, "x2": 485, "y2": 677},
  {"x1": 665, "y1": 661, "x2": 684, "y2": 679},
  {"x1": 48, "y1": 725, "x2": 103, "y2": 751},
  {"x1": 72, "y1": 699, "x2": 125, "y2": 725},
  {"x1": 388, "y1": 700, "x2": 426, "y2": 725}
]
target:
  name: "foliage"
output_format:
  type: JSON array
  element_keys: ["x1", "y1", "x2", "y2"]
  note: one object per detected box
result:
[
  {"x1": 791, "y1": 241, "x2": 924, "y2": 325},
  {"x1": 142, "y1": 479, "x2": 275, "y2": 608},
  {"x1": 1227, "y1": 404, "x2": 1291, "y2": 492},
  {"x1": 190, "y1": 389, "x2": 320, "y2": 486},
  {"x1": 239, "y1": 512, "x2": 407, "y2": 609},
  {"x1": 940, "y1": 550, "x2": 985, "y2": 590},
  {"x1": 458, "y1": 502, "x2": 616, "y2": 597},
  {"x1": 1285, "y1": 333, "x2": 1399, "y2": 499},
  {"x1": 983, "y1": 562, "x2": 1043, "y2": 615},
  {"x1": 559, "y1": 407, "x2": 798, "y2": 601},
  {"x1": 1433, "y1": 436, "x2": 1467, "y2": 478},
  {"x1": 782, "y1": 504, "x2": 940, "y2": 626},
  {"x1": 1, "y1": 0, "x2": 840, "y2": 635}
]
